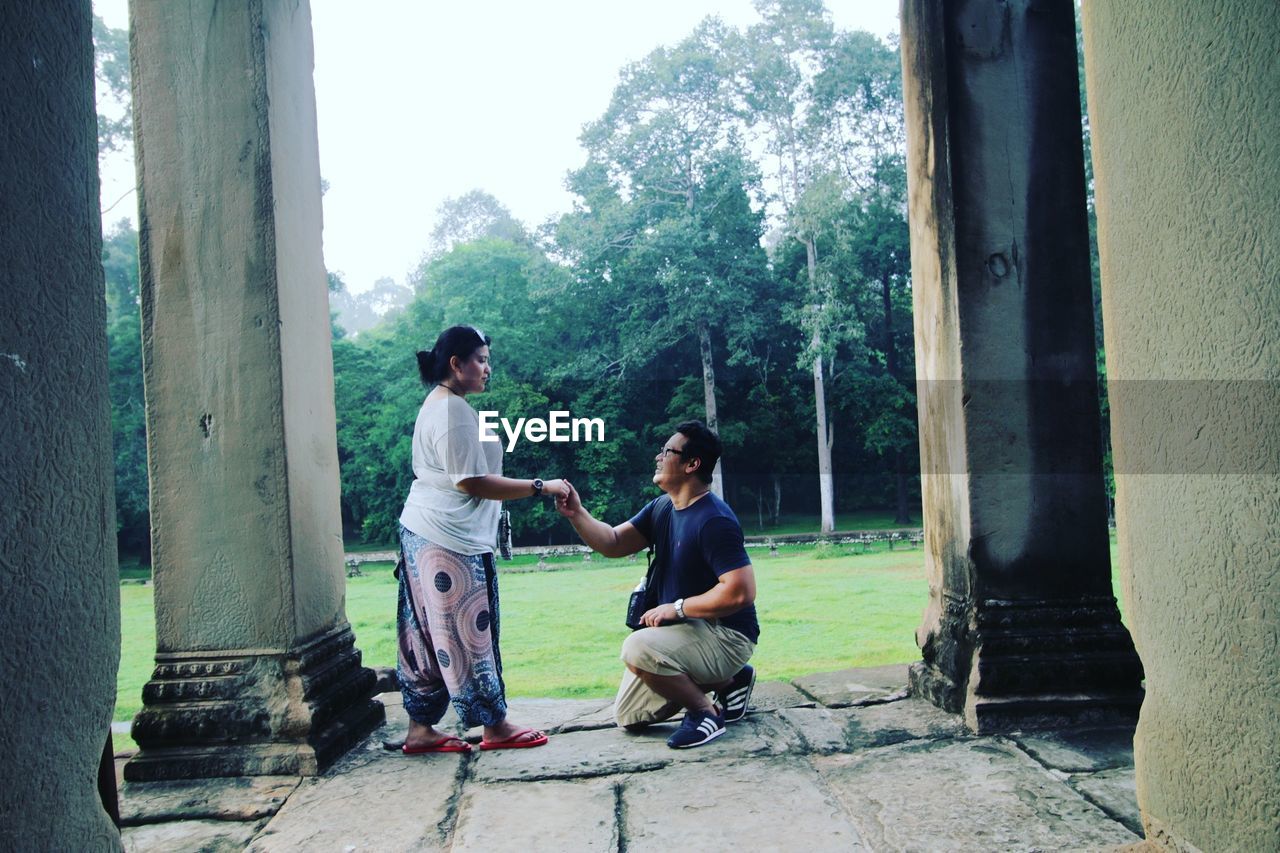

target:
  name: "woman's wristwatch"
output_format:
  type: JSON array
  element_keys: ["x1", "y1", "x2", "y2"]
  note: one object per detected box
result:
[
  {"x1": 531, "y1": 478, "x2": 544, "y2": 497},
  {"x1": 673, "y1": 598, "x2": 686, "y2": 620}
]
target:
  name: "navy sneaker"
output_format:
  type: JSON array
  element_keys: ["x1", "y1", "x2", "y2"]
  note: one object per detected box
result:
[
  {"x1": 716, "y1": 664, "x2": 756, "y2": 723},
  {"x1": 666, "y1": 710, "x2": 726, "y2": 749}
]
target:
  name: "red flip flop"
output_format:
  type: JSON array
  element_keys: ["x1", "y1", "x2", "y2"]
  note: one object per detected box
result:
[
  {"x1": 479, "y1": 729, "x2": 548, "y2": 750},
  {"x1": 402, "y1": 736, "x2": 472, "y2": 754}
]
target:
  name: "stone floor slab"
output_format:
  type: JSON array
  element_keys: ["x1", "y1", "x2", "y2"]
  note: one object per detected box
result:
[
  {"x1": 558, "y1": 699, "x2": 618, "y2": 733},
  {"x1": 1071, "y1": 766, "x2": 1142, "y2": 836},
  {"x1": 462, "y1": 697, "x2": 614, "y2": 740},
  {"x1": 776, "y1": 707, "x2": 851, "y2": 754},
  {"x1": 1013, "y1": 726, "x2": 1136, "y2": 772},
  {"x1": 623, "y1": 758, "x2": 866, "y2": 851},
  {"x1": 815, "y1": 738, "x2": 1139, "y2": 850},
  {"x1": 104, "y1": 668, "x2": 1146, "y2": 851},
  {"x1": 122, "y1": 818, "x2": 266, "y2": 852},
  {"x1": 844, "y1": 697, "x2": 967, "y2": 749},
  {"x1": 452, "y1": 778, "x2": 618, "y2": 851},
  {"x1": 471, "y1": 713, "x2": 804, "y2": 783},
  {"x1": 248, "y1": 747, "x2": 462, "y2": 851},
  {"x1": 119, "y1": 775, "x2": 300, "y2": 825},
  {"x1": 471, "y1": 726, "x2": 671, "y2": 782},
  {"x1": 751, "y1": 679, "x2": 817, "y2": 711},
  {"x1": 792, "y1": 664, "x2": 911, "y2": 708},
  {"x1": 376, "y1": 696, "x2": 613, "y2": 747}
]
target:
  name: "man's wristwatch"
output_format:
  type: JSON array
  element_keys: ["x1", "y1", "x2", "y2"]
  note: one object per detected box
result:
[
  {"x1": 673, "y1": 598, "x2": 686, "y2": 620},
  {"x1": 531, "y1": 478, "x2": 544, "y2": 497}
]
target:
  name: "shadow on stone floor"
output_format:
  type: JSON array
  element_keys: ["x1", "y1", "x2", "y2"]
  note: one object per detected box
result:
[{"x1": 115, "y1": 665, "x2": 1141, "y2": 851}]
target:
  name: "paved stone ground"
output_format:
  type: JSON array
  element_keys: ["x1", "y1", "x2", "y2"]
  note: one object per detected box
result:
[{"x1": 116, "y1": 665, "x2": 1142, "y2": 851}]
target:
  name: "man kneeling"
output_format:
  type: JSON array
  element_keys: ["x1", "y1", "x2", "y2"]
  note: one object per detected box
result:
[{"x1": 556, "y1": 421, "x2": 759, "y2": 748}]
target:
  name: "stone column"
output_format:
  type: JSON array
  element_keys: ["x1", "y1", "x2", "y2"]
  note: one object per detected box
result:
[
  {"x1": 1082, "y1": 2, "x2": 1279, "y2": 849},
  {"x1": 124, "y1": 0, "x2": 382, "y2": 781},
  {"x1": 0, "y1": 2, "x2": 122, "y2": 848},
  {"x1": 899, "y1": 0, "x2": 1143, "y2": 732}
]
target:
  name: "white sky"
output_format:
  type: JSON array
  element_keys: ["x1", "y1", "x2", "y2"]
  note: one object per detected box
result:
[{"x1": 94, "y1": 0, "x2": 899, "y2": 294}]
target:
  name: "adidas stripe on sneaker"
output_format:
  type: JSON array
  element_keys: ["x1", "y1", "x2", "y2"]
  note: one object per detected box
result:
[
  {"x1": 667, "y1": 710, "x2": 726, "y2": 749},
  {"x1": 717, "y1": 664, "x2": 756, "y2": 723}
]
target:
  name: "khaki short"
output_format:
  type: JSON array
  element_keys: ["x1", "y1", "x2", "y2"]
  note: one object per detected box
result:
[{"x1": 613, "y1": 619, "x2": 755, "y2": 727}]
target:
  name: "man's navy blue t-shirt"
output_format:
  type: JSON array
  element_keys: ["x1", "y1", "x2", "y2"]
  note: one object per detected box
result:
[{"x1": 629, "y1": 492, "x2": 760, "y2": 644}]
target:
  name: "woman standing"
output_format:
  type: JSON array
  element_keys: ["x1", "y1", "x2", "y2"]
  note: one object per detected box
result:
[{"x1": 396, "y1": 325, "x2": 566, "y2": 753}]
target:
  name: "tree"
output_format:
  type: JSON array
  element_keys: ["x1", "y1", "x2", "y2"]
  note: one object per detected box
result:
[
  {"x1": 564, "y1": 19, "x2": 771, "y2": 498},
  {"x1": 427, "y1": 190, "x2": 528, "y2": 257},
  {"x1": 102, "y1": 221, "x2": 149, "y2": 558},
  {"x1": 93, "y1": 15, "x2": 132, "y2": 155},
  {"x1": 333, "y1": 233, "x2": 587, "y2": 544},
  {"x1": 329, "y1": 276, "x2": 414, "y2": 337},
  {"x1": 811, "y1": 31, "x2": 916, "y2": 522},
  {"x1": 737, "y1": 0, "x2": 847, "y2": 532}
]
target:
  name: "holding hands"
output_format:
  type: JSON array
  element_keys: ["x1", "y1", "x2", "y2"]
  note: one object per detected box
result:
[
  {"x1": 555, "y1": 480, "x2": 582, "y2": 519},
  {"x1": 538, "y1": 478, "x2": 571, "y2": 499}
]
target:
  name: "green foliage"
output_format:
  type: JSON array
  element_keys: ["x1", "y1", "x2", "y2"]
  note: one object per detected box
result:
[
  {"x1": 93, "y1": 15, "x2": 132, "y2": 154},
  {"x1": 428, "y1": 190, "x2": 529, "y2": 256},
  {"x1": 103, "y1": 222, "x2": 150, "y2": 558}
]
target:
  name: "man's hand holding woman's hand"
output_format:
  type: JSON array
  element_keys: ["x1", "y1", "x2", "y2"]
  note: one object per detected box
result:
[
  {"x1": 555, "y1": 480, "x2": 582, "y2": 519},
  {"x1": 539, "y1": 478, "x2": 570, "y2": 499}
]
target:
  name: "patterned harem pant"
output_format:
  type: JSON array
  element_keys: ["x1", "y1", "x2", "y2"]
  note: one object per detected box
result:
[{"x1": 396, "y1": 525, "x2": 507, "y2": 728}]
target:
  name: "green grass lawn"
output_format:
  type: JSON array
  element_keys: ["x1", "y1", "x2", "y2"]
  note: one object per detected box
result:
[
  {"x1": 114, "y1": 544, "x2": 929, "y2": 723},
  {"x1": 115, "y1": 536, "x2": 1125, "y2": 730}
]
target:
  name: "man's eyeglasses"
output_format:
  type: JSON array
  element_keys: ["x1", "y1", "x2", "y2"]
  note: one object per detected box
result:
[{"x1": 658, "y1": 445, "x2": 688, "y2": 459}]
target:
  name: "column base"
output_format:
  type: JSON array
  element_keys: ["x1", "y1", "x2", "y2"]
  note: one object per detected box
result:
[
  {"x1": 124, "y1": 624, "x2": 385, "y2": 781},
  {"x1": 965, "y1": 690, "x2": 1143, "y2": 733},
  {"x1": 912, "y1": 596, "x2": 1145, "y2": 733},
  {"x1": 909, "y1": 661, "x2": 965, "y2": 713}
]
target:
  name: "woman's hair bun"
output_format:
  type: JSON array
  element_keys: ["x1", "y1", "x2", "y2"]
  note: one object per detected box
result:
[
  {"x1": 416, "y1": 349, "x2": 435, "y2": 385},
  {"x1": 418, "y1": 325, "x2": 491, "y2": 386}
]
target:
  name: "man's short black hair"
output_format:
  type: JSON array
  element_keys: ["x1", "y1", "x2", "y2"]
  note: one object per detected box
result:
[{"x1": 675, "y1": 420, "x2": 721, "y2": 485}]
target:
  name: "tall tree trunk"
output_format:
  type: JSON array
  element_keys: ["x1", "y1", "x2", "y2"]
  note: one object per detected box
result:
[
  {"x1": 813, "y1": 347, "x2": 835, "y2": 533},
  {"x1": 807, "y1": 238, "x2": 835, "y2": 533},
  {"x1": 698, "y1": 320, "x2": 724, "y2": 498},
  {"x1": 882, "y1": 273, "x2": 897, "y2": 378},
  {"x1": 883, "y1": 273, "x2": 912, "y2": 524},
  {"x1": 772, "y1": 473, "x2": 782, "y2": 525}
]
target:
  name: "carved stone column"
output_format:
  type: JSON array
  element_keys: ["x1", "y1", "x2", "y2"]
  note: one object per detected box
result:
[
  {"x1": 124, "y1": 0, "x2": 382, "y2": 780},
  {"x1": 1083, "y1": 2, "x2": 1279, "y2": 848},
  {"x1": 0, "y1": 3, "x2": 122, "y2": 846},
  {"x1": 899, "y1": 0, "x2": 1143, "y2": 732}
]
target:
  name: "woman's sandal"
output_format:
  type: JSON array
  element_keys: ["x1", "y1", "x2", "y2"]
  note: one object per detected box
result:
[
  {"x1": 402, "y1": 735, "x2": 473, "y2": 754},
  {"x1": 479, "y1": 728, "x2": 548, "y2": 750}
]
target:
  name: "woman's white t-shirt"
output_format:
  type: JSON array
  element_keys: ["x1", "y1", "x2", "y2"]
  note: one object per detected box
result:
[{"x1": 398, "y1": 393, "x2": 504, "y2": 555}]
